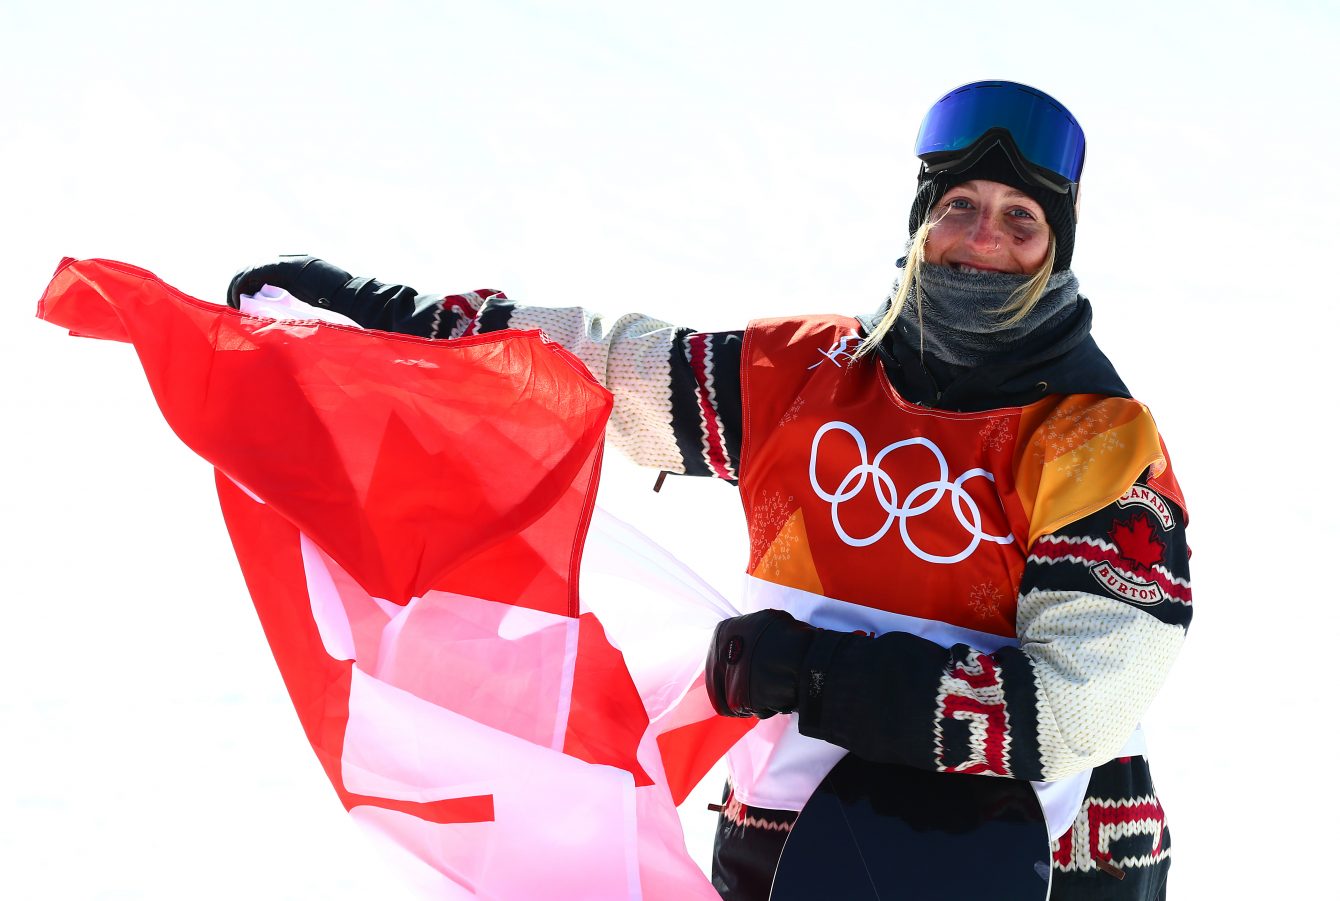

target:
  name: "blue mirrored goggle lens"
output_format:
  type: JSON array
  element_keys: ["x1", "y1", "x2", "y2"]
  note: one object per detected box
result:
[{"x1": 915, "y1": 82, "x2": 1085, "y2": 185}]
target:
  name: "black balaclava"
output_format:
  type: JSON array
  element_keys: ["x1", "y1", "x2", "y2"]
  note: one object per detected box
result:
[{"x1": 907, "y1": 144, "x2": 1077, "y2": 271}]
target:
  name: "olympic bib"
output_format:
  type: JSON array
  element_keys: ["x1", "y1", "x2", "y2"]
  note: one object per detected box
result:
[
  {"x1": 739, "y1": 315, "x2": 1172, "y2": 639},
  {"x1": 741, "y1": 318, "x2": 1029, "y2": 636}
]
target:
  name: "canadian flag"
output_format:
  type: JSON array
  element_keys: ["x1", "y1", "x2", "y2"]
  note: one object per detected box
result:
[{"x1": 37, "y1": 258, "x2": 752, "y2": 899}]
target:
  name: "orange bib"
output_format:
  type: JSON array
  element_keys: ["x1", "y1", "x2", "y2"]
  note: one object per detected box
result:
[{"x1": 739, "y1": 316, "x2": 1181, "y2": 638}]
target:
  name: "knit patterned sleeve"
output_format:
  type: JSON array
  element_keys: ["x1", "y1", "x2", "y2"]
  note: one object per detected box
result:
[
  {"x1": 316, "y1": 281, "x2": 744, "y2": 478},
  {"x1": 478, "y1": 299, "x2": 744, "y2": 479},
  {"x1": 796, "y1": 469, "x2": 1190, "y2": 782}
]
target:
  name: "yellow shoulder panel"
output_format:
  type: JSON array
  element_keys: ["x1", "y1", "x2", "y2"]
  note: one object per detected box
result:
[{"x1": 1014, "y1": 395, "x2": 1167, "y2": 547}]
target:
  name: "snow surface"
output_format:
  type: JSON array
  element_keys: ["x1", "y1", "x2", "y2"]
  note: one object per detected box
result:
[{"x1": 4, "y1": 2, "x2": 1338, "y2": 897}]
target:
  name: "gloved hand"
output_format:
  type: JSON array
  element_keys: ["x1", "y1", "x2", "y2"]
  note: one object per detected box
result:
[
  {"x1": 706, "y1": 609, "x2": 816, "y2": 719},
  {"x1": 227, "y1": 256, "x2": 354, "y2": 310}
]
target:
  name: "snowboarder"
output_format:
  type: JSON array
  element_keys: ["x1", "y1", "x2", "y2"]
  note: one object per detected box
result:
[{"x1": 230, "y1": 80, "x2": 1189, "y2": 900}]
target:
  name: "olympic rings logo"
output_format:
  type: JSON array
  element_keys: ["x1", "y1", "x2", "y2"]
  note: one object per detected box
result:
[{"x1": 808, "y1": 421, "x2": 1014, "y2": 563}]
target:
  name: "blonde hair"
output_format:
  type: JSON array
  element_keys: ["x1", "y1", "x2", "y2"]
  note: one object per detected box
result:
[{"x1": 855, "y1": 218, "x2": 1058, "y2": 359}]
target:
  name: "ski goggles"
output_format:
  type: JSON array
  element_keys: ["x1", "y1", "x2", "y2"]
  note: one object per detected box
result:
[{"x1": 914, "y1": 81, "x2": 1085, "y2": 197}]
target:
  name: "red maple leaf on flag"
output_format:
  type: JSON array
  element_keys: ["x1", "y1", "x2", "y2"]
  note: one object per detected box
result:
[{"x1": 1109, "y1": 514, "x2": 1166, "y2": 574}]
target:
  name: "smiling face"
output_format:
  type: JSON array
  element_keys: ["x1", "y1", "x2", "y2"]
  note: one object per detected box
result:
[{"x1": 922, "y1": 179, "x2": 1052, "y2": 275}]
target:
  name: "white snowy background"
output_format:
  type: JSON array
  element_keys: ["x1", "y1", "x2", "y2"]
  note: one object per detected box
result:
[{"x1": 3, "y1": 1, "x2": 1336, "y2": 897}]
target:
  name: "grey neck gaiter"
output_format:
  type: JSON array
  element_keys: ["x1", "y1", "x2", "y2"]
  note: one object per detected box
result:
[{"x1": 895, "y1": 263, "x2": 1081, "y2": 368}]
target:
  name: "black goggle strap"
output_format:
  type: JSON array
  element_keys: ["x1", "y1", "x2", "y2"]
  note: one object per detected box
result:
[{"x1": 918, "y1": 131, "x2": 1079, "y2": 207}]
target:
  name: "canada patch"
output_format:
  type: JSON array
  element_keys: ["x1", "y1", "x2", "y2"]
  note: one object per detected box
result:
[
  {"x1": 1090, "y1": 513, "x2": 1169, "y2": 606},
  {"x1": 1114, "y1": 483, "x2": 1176, "y2": 530}
]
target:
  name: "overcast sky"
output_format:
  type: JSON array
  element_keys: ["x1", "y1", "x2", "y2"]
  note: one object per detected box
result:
[{"x1": 4, "y1": 2, "x2": 1338, "y2": 898}]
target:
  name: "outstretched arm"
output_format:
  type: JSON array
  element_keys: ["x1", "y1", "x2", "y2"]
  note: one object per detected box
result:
[{"x1": 228, "y1": 256, "x2": 746, "y2": 481}]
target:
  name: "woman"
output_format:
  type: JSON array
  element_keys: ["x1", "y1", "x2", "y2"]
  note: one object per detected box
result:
[{"x1": 231, "y1": 81, "x2": 1189, "y2": 900}]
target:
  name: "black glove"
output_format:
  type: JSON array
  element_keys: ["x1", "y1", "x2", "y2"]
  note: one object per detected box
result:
[
  {"x1": 227, "y1": 256, "x2": 354, "y2": 310},
  {"x1": 706, "y1": 609, "x2": 817, "y2": 719}
]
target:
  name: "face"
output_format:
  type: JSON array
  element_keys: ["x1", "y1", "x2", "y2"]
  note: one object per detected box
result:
[{"x1": 922, "y1": 179, "x2": 1051, "y2": 275}]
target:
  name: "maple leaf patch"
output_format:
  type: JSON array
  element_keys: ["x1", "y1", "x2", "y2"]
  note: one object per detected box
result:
[{"x1": 1109, "y1": 514, "x2": 1166, "y2": 575}]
